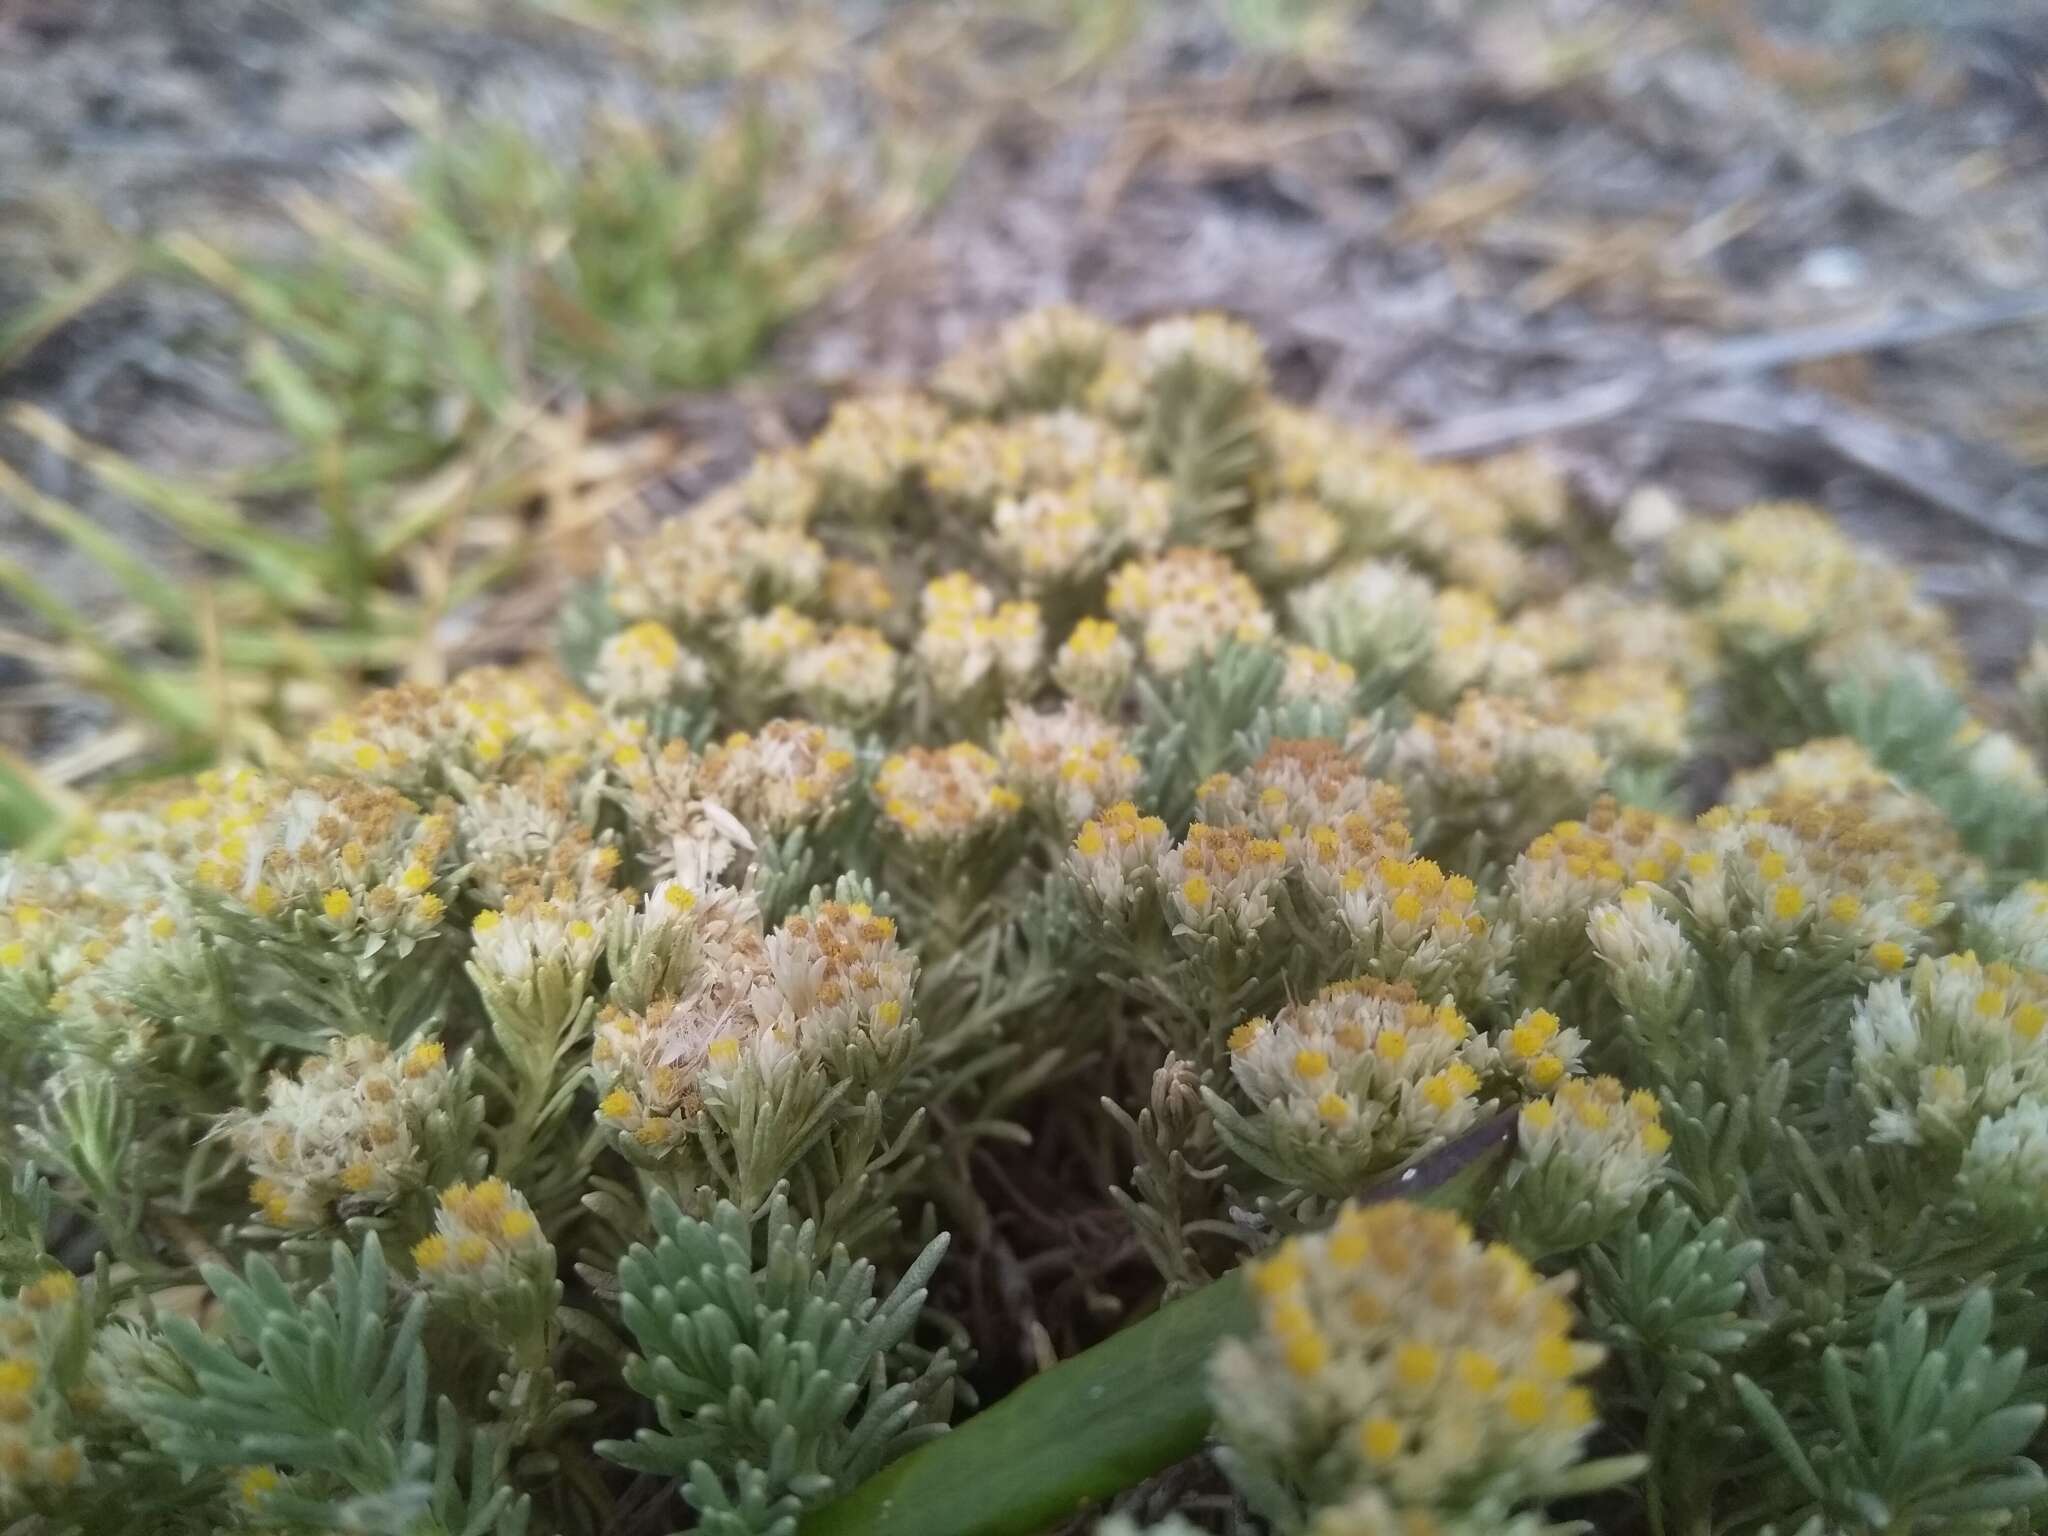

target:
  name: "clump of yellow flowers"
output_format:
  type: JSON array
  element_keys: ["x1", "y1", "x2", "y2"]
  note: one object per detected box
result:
[
  {"x1": 1211, "y1": 1203, "x2": 1603, "y2": 1534},
  {"x1": 3, "y1": 305, "x2": 2046, "y2": 1536}
]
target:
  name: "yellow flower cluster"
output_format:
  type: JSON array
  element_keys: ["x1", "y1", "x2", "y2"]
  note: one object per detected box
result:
[
  {"x1": 807, "y1": 393, "x2": 950, "y2": 517},
  {"x1": 307, "y1": 665, "x2": 601, "y2": 791},
  {"x1": 931, "y1": 304, "x2": 1114, "y2": 414},
  {"x1": 759, "y1": 899, "x2": 917, "y2": 1083},
  {"x1": 469, "y1": 893, "x2": 608, "y2": 993},
  {"x1": 916, "y1": 572, "x2": 1043, "y2": 704},
  {"x1": 1051, "y1": 617, "x2": 1134, "y2": 709},
  {"x1": 456, "y1": 769, "x2": 622, "y2": 910},
  {"x1": 1505, "y1": 800, "x2": 1690, "y2": 992},
  {"x1": 592, "y1": 883, "x2": 771, "y2": 1155},
  {"x1": 1683, "y1": 795, "x2": 1949, "y2": 966},
  {"x1": 1278, "y1": 644, "x2": 1360, "y2": 708},
  {"x1": 1390, "y1": 693, "x2": 1606, "y2": 869},
  {"x1": 1105, "y1": 548, "x2": 1275, "y2": 676},
  {"x1": 1553, "y1": 662, "x2": 1691, "y2": 765},
  {"x1": 186, "y1": 777, "x2": 456, "y2": 957},
  {"x1": 697, "y1": 721, "x2": 859, "y2": 835},
  {"x1": 1494, "y1": 1007, "x2": 1588, "y2": 1093},
  {"x1": 592, "y1": 619, "x2": 707, "y2": 708},
  {"x1": 873, "y1": 743, "x2": 1022, "y2": 847},
  {"x1": 1068, "y1": 801, "x2": 1172, "y2": 918},
  {"x1": 995, "y1": 702, "x2": 1144, "y2": 830},
  {"x1": 785, "y1": 624, "x2": 900, "y2": 725},
  {"x1": 1159, "y1": 823, "x2": 1291, "y2": 939},
  {"x1": 1221, "y1": 978, "x2": 1496, "y2": 1189},
  {"x1": 1728, "y1": 738, "x2": 1980, "y2": 892},
  {"x1": 1198, "y1": 739, "x2": 1406, "y2": 842},
  {"x1": 1853, "y1": 952, "x2": 2048, "y2": 1149},
  {"x1": 412, "y1": 1178, "x2": 552, "y2": 1289},
  {"x1": 226, "y1": 1036, "x2": 454, "y2": 1228},
  {"x1": 1510, "y1": 1076, "x2": 1671, "y2": 1248},
  {"x1": 1211, "y1": 1203, "x2": 1601, "y2": 1519},
  {"x1": 0, "y1": 1271, "x2": 87, "y2": 1504},
  {"x1": 1671, "y1": 501, "x2": 1964, "y2": 690},
  {"x1": 1331, "y1": 855, "x2": 1509, "y2": 1011},
  {"x1": 1422, "y1": 588, "x2": 1543, "y2": 706}
]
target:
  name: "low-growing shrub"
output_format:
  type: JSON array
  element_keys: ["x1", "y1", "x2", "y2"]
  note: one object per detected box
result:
[{"x1": 4, "y1": 308, "x2": 2047, "y2": 1535}]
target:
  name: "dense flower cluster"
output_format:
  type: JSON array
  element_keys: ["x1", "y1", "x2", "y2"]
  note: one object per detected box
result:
[
  {"x1": 1214, "y1": 980, "x2": 1495, "y2": 1194},
  {"x1": 1212, "y1": 1203, "x2": 1602, "y2": 1530},
  {"x1": 223, "y1": 1035, "x2": 460, "y2": 1227},
  {"x1": 3, "y1": 306, "x2": 2046, "y2": 1536}
]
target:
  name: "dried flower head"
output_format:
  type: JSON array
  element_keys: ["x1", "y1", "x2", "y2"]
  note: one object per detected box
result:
[
  {"x1": 224, "y1": 1035, "x2": 459, "y2": 1228},
  {"x1": 996, "y1": 703, "x2": 1144, "y2": 831},
  {"x1": 873, "y1": 744, "x2": 1021, "y2": 848},
  {"x1": 697, "y1": 721, "x2": 859, "y2": 836}
]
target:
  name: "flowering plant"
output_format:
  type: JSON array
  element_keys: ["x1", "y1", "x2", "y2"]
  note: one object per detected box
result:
[{"x1": 5, "y1": 307, "x2": 2048, "y2": 1536}]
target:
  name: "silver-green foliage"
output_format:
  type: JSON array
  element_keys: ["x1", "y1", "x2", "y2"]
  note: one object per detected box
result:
[
  {"x1": 1735, "y1": 1286, "x2": 2046, "y2": 1534},
  {"x1": 131, "y1": 1233, "x2": 530, "y2": 1536},
  {"x1": 600, "y1": 1187, "x2": 956, "y2": 1536}
]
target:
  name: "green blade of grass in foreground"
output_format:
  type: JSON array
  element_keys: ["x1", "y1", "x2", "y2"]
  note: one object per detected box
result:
[{"x1": 801, "y1": 1117, "x2": 1516, "y2": 1536}]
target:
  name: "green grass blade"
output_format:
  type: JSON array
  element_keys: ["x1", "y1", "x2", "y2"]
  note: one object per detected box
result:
[
  {"x1": 0, "y1": 456, "x2": 196, "y2": 640},
  {"x1": 0, "y1": 749, "x2": 74, "y2": 851},
  {"x1": 801, "y1": 1118, "x2": 1515, "y2": 1536},
  {"x1": 804, "y1": 1257, "x2": 1253, "y2": 1536},
  {"x1": 7, "y1": 404, "x2": 335, "y2": 615},
  {"x1": 0, "y1": 555, "x2": 210, "y2": 739},
  {"x1": 0, "y1": 257, "x2": 134, "y2": 371}
]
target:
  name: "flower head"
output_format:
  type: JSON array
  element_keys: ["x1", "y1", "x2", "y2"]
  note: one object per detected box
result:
[
  {"x1": 1211, "y1": 1203, "x2": 1601, "y2": 1515},
  {"x1": 593, "y1": 620, "x2": 708, "y2": 709},
  {"x1": 996, "y1": 703, "x2": 1144, "y2": 831},
  {"x1": 1505, "y1": 1076, "x2": 1670, "y2": 1251},
  {"x1": 697, "y1": 721, "x2": 859, "y2": 836},
  {"x1": 1218, "y1": 978, "x2": 1496, "y2": 1191},
  {"x1": 786, "y1": 625, "x2": 899, "y2": 726},
  {"x1": 1069, "y1": 802, "x2": 1171, "y2": 920},
  {"x1": 224, "y1": 1035, "x2": 457, "y2": 1227},
  {"x1": 1053, "y1": 618, "x2": 1135, "y2": 710},
  {"x1": 873, "y1": 744, "x2": 1021, "y2": 849},
  {"x1": 1159, "y1": 823, "x2": 1291, "y2": 941},
  {"x1": 1390, "y1": 694, "x2": 1604, "y2": 872},
  {"x1": 1958, "y1": 1096, "x2": 2048, "y2": 1237},
  {"x1": 1106, "y1": 549, "x2": 1274, "y2": 677},
  {"x1": 1853, "y1": 953, "x2": 2048, "y2": 1148}
]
